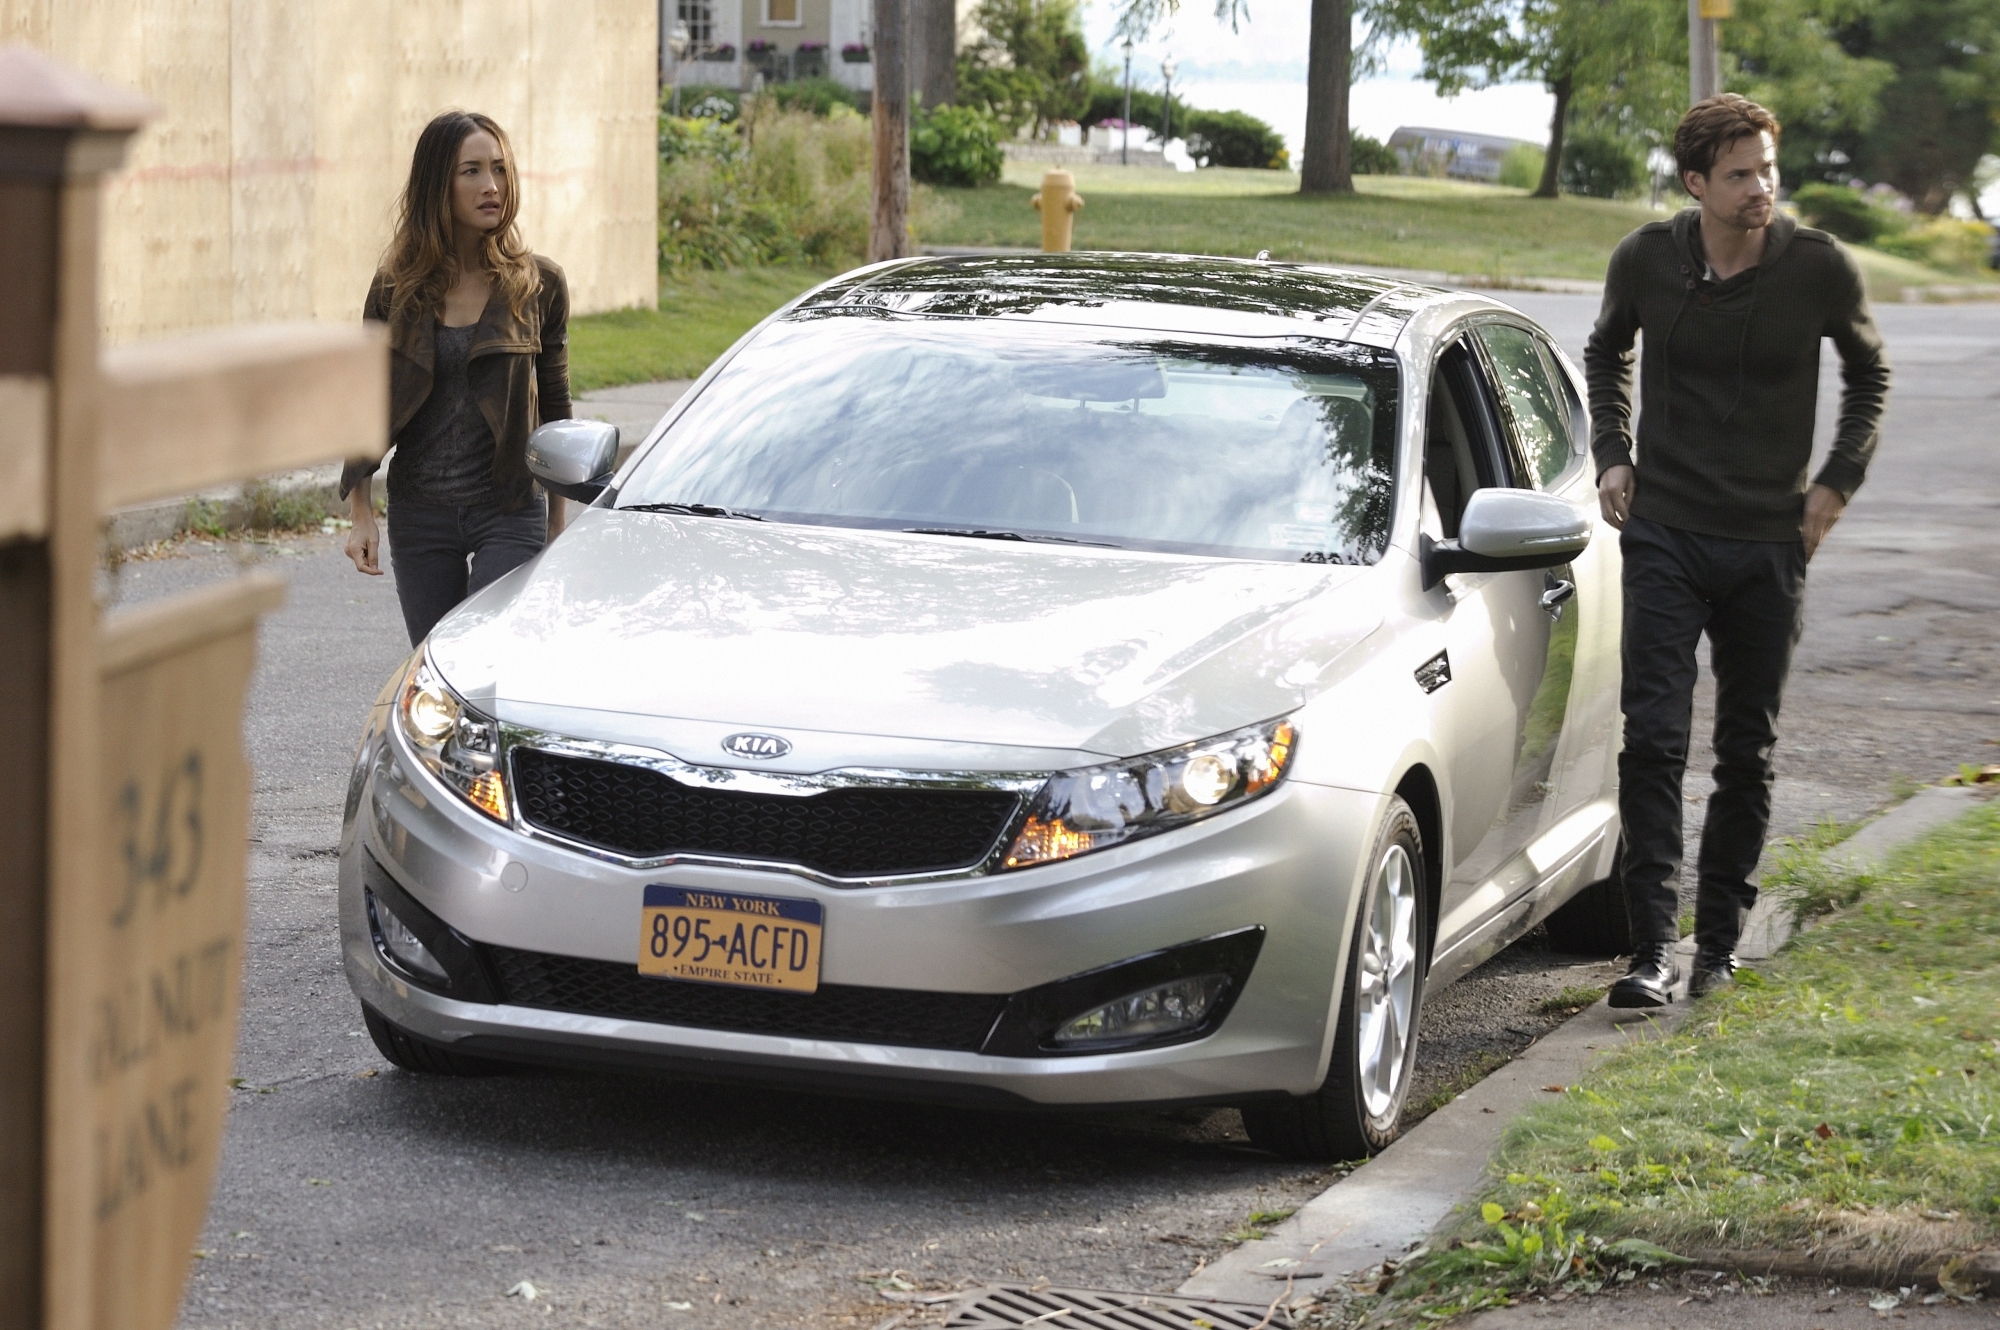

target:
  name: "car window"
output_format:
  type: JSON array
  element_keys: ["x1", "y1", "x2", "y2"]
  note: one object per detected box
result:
[
  {"x1": 1474, "y1": 324, "x2": 1573, "y2": 489},
  {"x1": 617, "y1": 315, "x2": 1403, "y2": 565},
  {"x1": 1535, "y1": 336, "x2": 1588, "y2": 459}
]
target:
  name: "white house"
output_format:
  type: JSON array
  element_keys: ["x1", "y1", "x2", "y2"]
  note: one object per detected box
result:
[{"x1": 666, "y1": 0, "x2": 875, "y2": 93}]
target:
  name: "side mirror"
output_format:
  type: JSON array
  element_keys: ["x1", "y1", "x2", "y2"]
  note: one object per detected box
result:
[
  {"x1": 1422, "y1": 488, "x2": 1590, "y2": 591},
  {"x1": 526, "y1": 419, "x2": 620, "y2": 505}
]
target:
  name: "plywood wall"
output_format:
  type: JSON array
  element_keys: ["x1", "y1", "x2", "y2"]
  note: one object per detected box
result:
[{"x1": 3, "y1": 0, "x2": 658, "y2": 341}]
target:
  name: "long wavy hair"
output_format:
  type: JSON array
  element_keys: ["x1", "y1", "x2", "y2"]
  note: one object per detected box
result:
[{"x1": 381, "y1": 111, "x2": 539, "y2": 327}]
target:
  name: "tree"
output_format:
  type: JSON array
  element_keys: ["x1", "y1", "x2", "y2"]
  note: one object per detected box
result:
[
  {"x1": 957, "y1": 0, "x2": 1089, "y2": 137},
  {"x1": 1109, "y1": 0, "x2": 1357, "y2": 194},
  {"x1": 1300, "y1": 0, "x2": 1355, "y2": 192},
  {"x1": 1369, "y1": 0, "x2": 1681, "y2": 199},
  {"x1": 1754, "y1": 0, "x2": 1996, "y2": 212}
]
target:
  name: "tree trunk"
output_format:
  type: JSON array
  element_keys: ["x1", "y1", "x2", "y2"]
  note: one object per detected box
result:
[
  {"x1": 1533, "y1": 73, "x2": 1570, "y2": 199},
  {"x1": 907, "y1": 0, "x2": 956, "y2": 110},
  {"x1": 870, "y1": 0, "x2": 912, "y2": 262},
  {"x1": 1299, "y1": 0, "x2": 1352, "y2": 194}
]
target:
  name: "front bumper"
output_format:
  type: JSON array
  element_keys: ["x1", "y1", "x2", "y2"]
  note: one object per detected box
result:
[{"x1": 339, "y1": 724, "x2": 1382, "y2": 1106}]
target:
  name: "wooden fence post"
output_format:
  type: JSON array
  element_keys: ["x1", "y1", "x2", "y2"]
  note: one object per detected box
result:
[
  {"x1": 0, "y1": 51, "x2": 154, "y2": 1330},
  {"x1": 0, "y1": 46, "x2": 388, "y2": 1330}
]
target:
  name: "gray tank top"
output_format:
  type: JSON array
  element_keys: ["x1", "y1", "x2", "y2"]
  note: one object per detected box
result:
[{"x1": 389, "y1": 322, "x2": 501, "y2": 506}]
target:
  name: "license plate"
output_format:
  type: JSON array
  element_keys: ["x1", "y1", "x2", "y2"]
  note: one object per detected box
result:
[{"x1": 637, "y1": 885, "x2": 824, "y2": 994}]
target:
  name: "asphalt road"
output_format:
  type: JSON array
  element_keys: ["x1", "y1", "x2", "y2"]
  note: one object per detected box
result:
[{"x1": 133, "y1": 296, "x2": 1999, "y2": 1330}]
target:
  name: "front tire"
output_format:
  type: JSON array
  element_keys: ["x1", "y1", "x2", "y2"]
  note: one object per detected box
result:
[{"x1": 1243, "y1": 797, "x2": 1428, "y2": 1161}]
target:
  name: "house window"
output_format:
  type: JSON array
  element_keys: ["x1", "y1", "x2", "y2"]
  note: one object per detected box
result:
[
  {"x1": 762, "y1": 0, "x2": 801, "y2": 25},
  {"x1": 677, "y1": 0, "x2": 712, "y2": 47}
]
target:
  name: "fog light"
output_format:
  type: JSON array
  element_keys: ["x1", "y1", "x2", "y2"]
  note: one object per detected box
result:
[
  {"x1": 1051, "y1": 973, "x2": 1229, "y2": 1047},
  {"x1": 368, "y1": 890, "x2": 447, "y2": 981}
]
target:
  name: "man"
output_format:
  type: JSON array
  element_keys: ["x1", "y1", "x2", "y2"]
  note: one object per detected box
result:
[{"x1": 1585, "y1": 94, "x2": 1890, "y2": 1007}]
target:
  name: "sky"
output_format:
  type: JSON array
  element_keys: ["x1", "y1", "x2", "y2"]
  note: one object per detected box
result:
[{"x1": 1078, "y1": 0, "x2": 1561, "y2": 159}]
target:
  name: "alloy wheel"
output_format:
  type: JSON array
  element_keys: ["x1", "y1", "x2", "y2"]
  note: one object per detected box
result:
[{"x1": 1353, "y1": 841, "x2": 1418, "y2": 1122}]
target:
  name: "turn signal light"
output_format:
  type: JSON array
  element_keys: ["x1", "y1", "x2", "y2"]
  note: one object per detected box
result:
[
  {"x1": 1003, "y1": 816, "x2": 1099, "y2": 868},
  {"x1": 465, "y1": 769, "x2": 510, "y2": 822}
]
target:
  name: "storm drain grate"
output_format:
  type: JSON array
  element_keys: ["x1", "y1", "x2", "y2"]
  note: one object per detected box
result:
[{"x1": 944, "y1": 1285, "x2": 1290, "y2": 1329}]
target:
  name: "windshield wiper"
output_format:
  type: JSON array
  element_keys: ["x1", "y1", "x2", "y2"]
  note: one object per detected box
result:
[
  {"x1": 623, "y1": 502, "x2": 764, "y2": 521},
  {"x1": 904, "y1": 526, "x2": 1120, "y2": 548}
]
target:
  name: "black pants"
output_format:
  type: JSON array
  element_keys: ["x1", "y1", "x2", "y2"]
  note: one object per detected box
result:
[
  {"x1": 1618, "y1": 516, "x2": 1807, "y2": 954},
  {"x1": 386, "y1": 496, "x2": 547, "y2": 646}
]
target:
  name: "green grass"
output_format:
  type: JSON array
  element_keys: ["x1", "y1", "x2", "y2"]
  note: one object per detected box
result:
[
  {"x1": 1381, "y1": 804, "x2": 2000, "y2": 1321},
  {"x1": 926, "y1": 163, "x2": 1996, "y2": 298},
  {"x1": 567, "y1": 266, "x2": 841, "y2": 391},
  {"x1": 929, "y1": 165, "x2": 1663, "y2": 283},
  {"x1": 1538, "y1": 986, "x2": 1609, "y2": 1017}
]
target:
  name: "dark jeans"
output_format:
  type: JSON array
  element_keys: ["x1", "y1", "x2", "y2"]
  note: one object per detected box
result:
[
  {"x1": 1618, "y1": 516, "x2": 1807, "y2": 955},
  {"x1": 386, "y1": 496, "x2": 547, "y2": 646}
]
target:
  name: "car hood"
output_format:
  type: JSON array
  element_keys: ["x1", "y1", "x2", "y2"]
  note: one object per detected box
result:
[{"x1": 428, "y1": 512, "x2": 1382, "y2": 762}]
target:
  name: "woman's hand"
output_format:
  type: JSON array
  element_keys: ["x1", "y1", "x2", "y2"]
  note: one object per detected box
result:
[{"x1": 346, "y1": 480, "x2": 383, "y2": 575}]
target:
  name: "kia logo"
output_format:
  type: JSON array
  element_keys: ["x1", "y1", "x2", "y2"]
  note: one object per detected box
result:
[{"x1": 720, "y1": 732, "x2": 792, "y2": 760}]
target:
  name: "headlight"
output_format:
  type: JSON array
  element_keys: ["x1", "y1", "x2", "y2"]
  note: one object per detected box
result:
[
  {"x1": 1003, "y1": 717, "x2": 1297, "y2": 869},
  {"x1": 397, "y1": 654, "x2": 509, "y2": 822}
]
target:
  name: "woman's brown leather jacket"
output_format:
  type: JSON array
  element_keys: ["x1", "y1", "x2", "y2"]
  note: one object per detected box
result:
[{"x1": 340, "y1": 254, "x2": 573, "y2": 512}]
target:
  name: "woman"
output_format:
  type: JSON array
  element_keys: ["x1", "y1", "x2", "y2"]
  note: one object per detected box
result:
[{"x1": 342, "y1": 110, "x2": 572, "y2": 646}]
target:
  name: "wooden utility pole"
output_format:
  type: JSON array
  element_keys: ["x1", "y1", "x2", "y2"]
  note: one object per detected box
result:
[
  {"x1": 0, "y1": 47, "x2": 386, "y2": 1330},
  {"x1": 908, "y1": 0, "x2": 958, "y2": 113},
  {"x1": 1299, "y1": 0, "x2": 1354, "y2": 194},
  {"x1": 870, "y1": 0, "x2": 912, "y2": 261}
]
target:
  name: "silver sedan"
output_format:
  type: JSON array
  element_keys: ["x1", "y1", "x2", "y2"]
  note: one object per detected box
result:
[{"x1": 339, "y1": 254, "x2": 1626, "y2": 1160}]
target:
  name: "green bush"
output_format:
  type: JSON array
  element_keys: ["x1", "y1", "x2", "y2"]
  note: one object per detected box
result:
[
  {"x1": 1183, "y1": 108, "x2": 1287, "y2": 170},
  {"x1": 1791, "y1": 182, "x2": 1906, "y2": 243},
  {"x1": 1088, "y1": 80, "x2": 1168, "y2": 130},
  {"x1": 1559, "y1": 131, "x2": 1644, "y2": 199},
  {"x1": 956, "y1": 0, "x2": 1088, "y2": 136},
  {"x1": 1499, "y1": 142, "x2": 1546, "y2": 190},
  {"x1": 1876, "y1": 216, "x2": 1994, "y2": 272},
  {"x1": 769, "y1": 76, "x2": 862, "y2": 117},
  {"x1": 911, "y1": 104, "x2": 1004, "y2": 187},
  {"x1": 1351, "y1": 131, "x2": 1398, "y2": 176},
  {"x1": 671, "y1": 85, "x2": 742, "y2": 122},
  {"x1": 658, "y1": 100, "x2": 872, "y2": 270}
]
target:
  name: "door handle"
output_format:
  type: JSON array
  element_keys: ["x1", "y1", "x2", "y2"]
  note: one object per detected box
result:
[{"x1": 1540, "y1": 579, "x2": 1575, "y2": 619}]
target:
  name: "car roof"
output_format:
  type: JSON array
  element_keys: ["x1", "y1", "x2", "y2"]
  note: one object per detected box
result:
[{"x1": 791, "y1": 252, "x2": 1498, "y2": 348}]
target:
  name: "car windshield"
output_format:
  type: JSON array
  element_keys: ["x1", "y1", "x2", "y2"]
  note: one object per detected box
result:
[{"x1": 615, "y1": 314, "x2": 1401, "y2": 563}]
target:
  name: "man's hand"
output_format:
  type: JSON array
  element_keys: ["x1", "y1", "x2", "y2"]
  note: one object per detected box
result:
[
  {"x1": 345, "y1": 480, "x2": 382, "y2": 576},
  {"x1": 1597, "y1": 464, "x2": 1634, "y2": 529},
  {"x1": 1802, "y1": 483, "x2": 1845, "y2": 560}
]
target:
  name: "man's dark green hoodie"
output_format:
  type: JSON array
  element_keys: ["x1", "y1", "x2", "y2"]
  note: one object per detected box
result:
[{"x1": 1584, "y1": 208, "x2": 1890, "y2": 543}]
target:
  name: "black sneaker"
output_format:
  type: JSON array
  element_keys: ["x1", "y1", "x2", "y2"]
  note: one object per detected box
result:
[
  {"x1": 1608, "y1": 944, "x2": 1678, "y2": 1008},
  {"x1": 1688, "y1": 952, "x2": 1738, "y2": 998}
]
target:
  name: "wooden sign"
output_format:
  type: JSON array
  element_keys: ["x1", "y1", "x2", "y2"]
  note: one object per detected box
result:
[
  {"x1": 0, "y1": 44, "x2": 387, "y2": 1330},
  {"x1": 62, "y1": 575, "x2": 284, "y2": 1330}
]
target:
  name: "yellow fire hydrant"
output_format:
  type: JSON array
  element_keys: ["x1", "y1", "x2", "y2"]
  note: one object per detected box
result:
[{"x1": 1029, "y1": 170, "x2": 1084, "y2": 252}]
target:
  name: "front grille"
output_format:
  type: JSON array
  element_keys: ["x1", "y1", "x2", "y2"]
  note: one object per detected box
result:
[
  {"x1": 487, "y1": 946, "x2": 1009, "y2": 1051},
  {"x1": 510, "y1": 747, "x2": 1021, "y2": 878}
]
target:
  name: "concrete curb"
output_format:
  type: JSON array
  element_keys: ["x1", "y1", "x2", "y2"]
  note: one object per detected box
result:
[
  {"x1": 1178, "y1": 1004, "x2": 1684, "y2": 1305},
  {"x1": 1178, "y1": 783, "x2": 1993, "y2": 1306},
  {"x1": 106, "y1": 464, "x2": 345, "y2": 550}
]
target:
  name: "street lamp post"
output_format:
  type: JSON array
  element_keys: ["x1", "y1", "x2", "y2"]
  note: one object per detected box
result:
[
  {"x1": 1161, "y1": 56, "x2": 1177, "y2": 149},
  {"x1": 1121, "y1": 39, "x2": 1133, "y2": 166}
]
